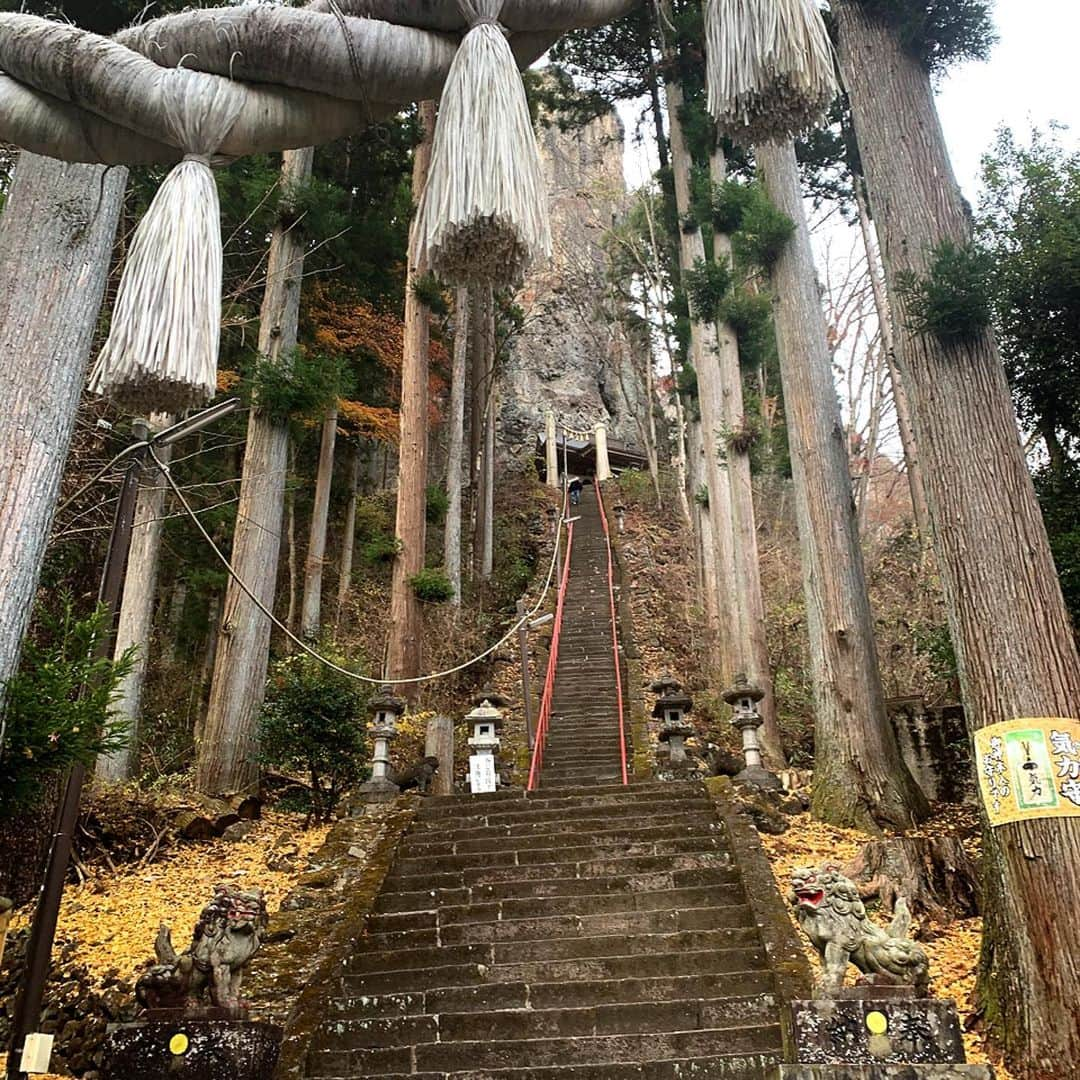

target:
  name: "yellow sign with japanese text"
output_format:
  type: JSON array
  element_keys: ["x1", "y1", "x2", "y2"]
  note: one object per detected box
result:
[{"x1": 974, "y1": 718, "x2": 1080, "y2": 826}]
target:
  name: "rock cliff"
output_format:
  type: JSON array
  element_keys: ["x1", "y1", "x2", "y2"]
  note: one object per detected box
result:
[{"x1": 498, "y1": 106, "x2": 647, "y2": 470}]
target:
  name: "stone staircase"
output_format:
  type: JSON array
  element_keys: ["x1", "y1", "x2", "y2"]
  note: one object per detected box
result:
[
  {"x1": 542, "y1": 485, "x2": 627, "y2": 789},
  {"x1": 302, "y1": 483, "x2": 789, "y2": 1080}
]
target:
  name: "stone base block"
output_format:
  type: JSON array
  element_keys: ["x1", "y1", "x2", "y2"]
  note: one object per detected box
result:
[
  {"x1": 790, "y1": 998, "x2": 965, "y2": 1066},
  {"x1": 102, "y1": 1018, "x2": 281, "y2": 1079},
  {"x1": 774, "y1": 1067, "x2": 994, "y2": 1079}
]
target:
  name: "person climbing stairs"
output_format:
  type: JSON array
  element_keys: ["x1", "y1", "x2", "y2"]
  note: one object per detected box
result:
[{"x1": 302, "y1": 482, "x2": 789, "y2": 1079}]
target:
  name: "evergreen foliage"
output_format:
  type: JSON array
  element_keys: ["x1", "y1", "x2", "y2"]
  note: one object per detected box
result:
[
  {"x1": 259, "y1": 652, "x2": 370, "y2": 824},
  {"x1": 0, "y1": 600, "x2": 134, "y2": 816},
  {"x1": 978, "y1": 126, "x2": 1080, "y2": 469},
  {"x1": 363, "y1": 533, "x2": 402, "y2": 565},
  {"x1": 412, "y1": 273, "x2": 451, "y2": 317},
  {"x1": 732, "y1": 191, "x2": 796, "y2": 271},
  {"x1": 248, "y1": 350, "x2": 346, "y2": 424},
  {"x1": 683, "y1": 257, "x2": 733, "y2": 322},
  {"x1": 425, "y1": 485, "x2": 450, "y2": 526},
  {"x1": 897, "y1": 240, "x2": 993, "y2": 347},
  {"x1": 718, "y1": 289, "x2": 777, "y2": 371},
  {"x1": 408, "y1": 568, "x2": 455, "y2": 604},
  {"x1": 853, "y1": 0, "x2": 997, "y2": 73}
]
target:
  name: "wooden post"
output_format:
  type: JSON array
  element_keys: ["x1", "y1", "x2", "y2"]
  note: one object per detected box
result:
[
  {"x1": 545, "y1": 412, "x2": 559, "y2": 487},
  {"x1": 595, "y1": 423, "x2": 612, "y2": 482},
  {"x1": 424, "y1": 714, "x2": 455, "y2": 797},
  {"x1": 518, "y1": 600, "x2": 534, "y2": 748}
]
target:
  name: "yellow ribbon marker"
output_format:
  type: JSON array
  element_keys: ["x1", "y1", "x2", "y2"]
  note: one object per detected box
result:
[
  {"x1": 169, "y1": 1032, "x2": 190, "y2": 1056},
  {"x1": 866, "y1": 1011, "x2": 888, "y2": 1036}
]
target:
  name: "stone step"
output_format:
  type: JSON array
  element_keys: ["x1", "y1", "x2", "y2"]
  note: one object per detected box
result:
[
  {"x1": 378, "y1": 881, "x2": 745, "y2": 921},
  {"x1": 399, "y1": 821, "x2": 722, "y2": 858},
  {"x1": 407, "y1": 809, "x2": 720, "y2": 844},
  {"x1": 364, "y1": 905, "x2": 755, "y2": 951},
  {"x1": 329, "y1": 970, "x2": 777, "y2": 1021},
  {"x1": 391, "y1": 833, "x2": 731, "y2": 874},
  {"x1": 308, "y1": 1052, "x2": 781, "y2": 1080},
  {"x1": 347, "y1": 929, "x2": 760, "y2": 978},
  {"x1": 311, "y1": 1023, "x2": 781, "y2": 1076},
  {"x1": 370, "y1": 867, "x2": 742, "y2": 920},
  {"x1": 317, "y1": 993, "x2": 778, "y2": 1052},
  {"x1": 414, "y1": 794, "x2": 713, "y2": 829},
  {"x1": 384, "y1": 852, "x2": 734, "y2": 895},
  {"x1": 413, "y1": 780, "x2": 695, "y2": 810},
  {"x1": 343, "y1": 945, "x2": 767, "y2": 996}
]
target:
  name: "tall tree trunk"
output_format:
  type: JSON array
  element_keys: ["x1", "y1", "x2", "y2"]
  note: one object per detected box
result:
[
  {"x1": 387, "y1": 100, "x2": 435, "y2": 690},
  {"x1": 335, "y1": 441, "x2": 362, "y2": 630},
  {"x1": 468, "y1": 287, "x2": 484, "y2": 573},
  {"x1": 688, "y1": 418, "x2": 721, "y2": 664},
  {"x1": 710, "y1": 148, "x2": 784, "y2": 766},
  {"x1": 755, "y1": 138, "x2": 928, "y2": 833},
  {"x1": 301, "y1": 406, "x2": 338, "y2": 639},
  {"x1": 285, "y1": 441, "x2": 299, "y2": 637},
  {"x1": 96, "y1": 428, "x2": 172, "y2": 784},
  {"x1": 445, "y1": 287, "x2": 469, "y2": 604},
  {"x1": 481, "y1": 288, "x2": 496, "y2": 581},
  {"x1": 0, "y1": 156, "x2": 125, "y2": 740},
  {"x1": 855, "y1": 348, "x2": 885, "y2": 536},
  {"x1": 662, "y1": 61, "x2": 739, "y2": 697},
  {"x1": 163, "y1": 580, "x2": 188, "y2": 665},
  {"x1": 835, "y1": 7, "x2": 1080, "y2": 1072},
  {"x1": 471, "y1": 287, "x2": 495, "y2": 581},
  {"x1": 853, "y1": 180, "x2": 931, "y2": 542},
  {"x1": 197, "y1": 146, "x2": 314, "y2": 796}
]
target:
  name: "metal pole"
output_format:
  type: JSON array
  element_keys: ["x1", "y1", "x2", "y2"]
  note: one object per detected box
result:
[
  {"x1": 5, "y1": 400, "x2": 237, "y2": 1080},
  {"x1": 517, "y1": 600, "x2": 534, "y2": 749}
]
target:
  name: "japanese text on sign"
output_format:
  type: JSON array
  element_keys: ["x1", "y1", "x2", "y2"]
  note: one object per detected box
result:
[{"x1": 974, "y1": 718, "x2": 1080, "y2": 826}]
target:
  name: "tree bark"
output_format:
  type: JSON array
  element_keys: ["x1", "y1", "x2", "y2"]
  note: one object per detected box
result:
[
  {"x1": 834, "y1": 10, "x2": 1080, "y2": 1071},
  {"x1": 96, "y1": 426, "x2": 172, "y2": 784},
  {"x1": 0, "y1": 155, "x2": 125, "y2": 741},
  {"x1": 471, "y1": 286, "x2": 496, "y2": 581},
  {"x1": 755, "y1": 138, "x2": 928, "y2": 833},
  {"x1": 335, "y1": 440, "x2": 362, "y2": 630},
  {"x1": 197, "y1": 146, "x2": 314, "y2": 796},
  {"x1": 853, "y1": 179, "x2": 931, "y2": 542},
  {"x1": 387, "y1": 100, "x2": 435, "y2": 690},
  {"x1": 424, "y1": 713, "x2": 455, "y2": 796},
  {"x1": 662, "y1": 61, "x2": 739, "y2": 695},
  {"x1": 710, "y1": 147, "x2": 784, "y2": 767},
  {"x1": 481, "y1": 288, "x2": 496, "y2": 581},
  {"x1": 301, "y1": 405, "x2": 338, "y2": 639},
  {"x1": 445, "y1": 288, "x2": 469, "y2": 604}
]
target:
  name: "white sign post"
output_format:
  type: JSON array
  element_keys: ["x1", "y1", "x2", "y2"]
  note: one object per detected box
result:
[{"x1": 469, "y1": 753, "x2": 498, "y2": 794}]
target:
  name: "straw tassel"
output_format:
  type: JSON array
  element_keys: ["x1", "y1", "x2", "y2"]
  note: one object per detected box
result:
[
  {"x1": 413, "y1": 0, "x2": 551, "y2": 287},
  {"x1": 704, "y1": 0, "x2": 837, "y2": 147},
  {"x1": 89, "y1": 71, "x2": 245, "y2": 412}
]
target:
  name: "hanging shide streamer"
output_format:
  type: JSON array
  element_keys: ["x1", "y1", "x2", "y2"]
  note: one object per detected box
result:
[
  {"x1": 88, "y1": 72, "x2": 245, "y2": 412},
  {"x1": 413, "y1": 0, "x2": 551, "y2": 286},
  {"x1": 704, "y1": 0, "x2": 837, "y2": 147}
]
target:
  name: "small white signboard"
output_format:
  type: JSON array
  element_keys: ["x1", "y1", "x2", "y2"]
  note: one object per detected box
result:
[
  {"x1": 469, "y1": 753, "x2": 498, "y2": 794},
  {"x1": 20, "y1": 1033, "x2": 55, "y2": 1074}
]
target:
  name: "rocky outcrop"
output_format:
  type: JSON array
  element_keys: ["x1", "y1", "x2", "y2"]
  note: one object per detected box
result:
[{"x1": 499, "y1": 106, "x2": 647, "y2": 469}]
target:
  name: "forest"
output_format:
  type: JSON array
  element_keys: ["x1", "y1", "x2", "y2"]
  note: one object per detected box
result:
[{"x1": 0, "y1": 1, "x2": 1078, "y2": 1079}]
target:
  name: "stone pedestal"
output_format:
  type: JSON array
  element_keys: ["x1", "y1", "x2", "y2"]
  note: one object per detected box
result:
[
  {"x1": 777, "y1": 996, "x2": 994, "y2": 1080},
  {"x1": 102, "y1": 1016, "x2": 282, "y2": 1079}
]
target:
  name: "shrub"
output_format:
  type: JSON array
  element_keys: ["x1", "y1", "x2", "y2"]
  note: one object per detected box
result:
[
  {"x1": 897, "y1": 240, "x2": 993, "y2": 347},
  {"x1": 717, "y1": 288, "x2": 777, "y2": 370},
  {"x1": 616, "y1": 469, "x2": 653, "y2": 508},
  {"x1": 426, "y1": 485, "x2": 449, "y2": 526},
  {"x1": 248, "y1": 348, "x2": 345, "y2": 423},
  {"x1": 259, "y1": 653, "x2": 370, "y2": 824},
  {"x1": 409, "y1": 567, "x2": 455, "y2": 604},
  {"x1": 362, "y1": 533, "x2": 401, "y2": 565},
  {"x1": 0, "y1": 600, "x2": 134, "y2": 818},
  {"x1": 412, "y1": 272, "x2": 451, "y2": 317}
]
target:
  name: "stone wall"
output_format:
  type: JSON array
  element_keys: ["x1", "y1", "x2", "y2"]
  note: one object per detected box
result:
[
  {"x1": 498, "y1": 105, "x2": 648, "y2": 471},
  {"x1": 886, "y1": 697, "x2": 974, "y2": 804}
]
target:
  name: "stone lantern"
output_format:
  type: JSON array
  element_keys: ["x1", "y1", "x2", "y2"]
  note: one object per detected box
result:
[
  {"x1": 651, "y1": 675, "x2": 695, "y2": 767},
  {"x1": 613, "y1": 504, "x2": 627, "y2": 534},
  {"x1": 723, "y1": 673, "x2": 782, "y2": 791},
  {"x1": 358, "y1": 685, "x2": 405, "y2": 803},
  {"x1": 467, "y1": 690, "x2": 506, "y2": 794}
]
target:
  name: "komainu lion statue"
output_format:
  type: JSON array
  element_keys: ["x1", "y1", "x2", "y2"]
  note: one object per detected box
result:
[
  {"x1": 136, "y1": 885, "x2": 268, "y2": 1012},
  {"x1": 789, "y1": 865, "x2": 930, "y2": 998}
]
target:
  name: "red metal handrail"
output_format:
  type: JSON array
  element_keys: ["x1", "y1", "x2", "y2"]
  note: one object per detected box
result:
[
  {"x1": 595, "y1": 483, "x2": 629, "y2": 785},
  {"x1": 527, "y1": 517, "x2": 575, "y2": 791}
]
